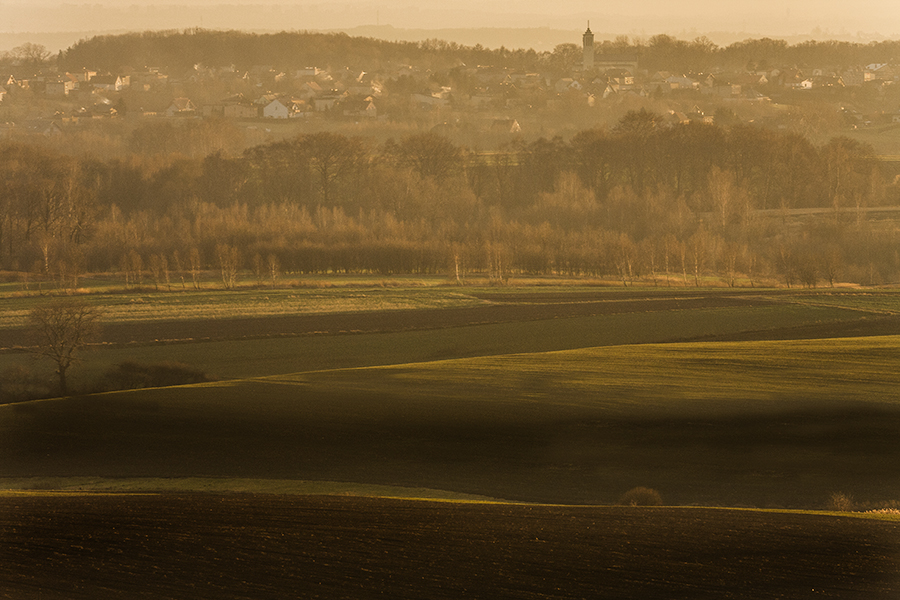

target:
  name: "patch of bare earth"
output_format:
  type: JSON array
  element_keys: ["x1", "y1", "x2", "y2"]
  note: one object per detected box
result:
[
  {"x1": 2, "y1": 293, "x2": 774, "y2": 349},
  {"x1": 2, "y1": 494, "x2": 898, "y2": 599}
]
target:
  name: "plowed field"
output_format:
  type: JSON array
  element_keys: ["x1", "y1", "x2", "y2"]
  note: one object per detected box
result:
[
  {"x1": 4, "y1": 291, "x2": 771, "y2": 348},
  {"x1": 2, "y1": 493, "x2": 899, "y2": 599}
]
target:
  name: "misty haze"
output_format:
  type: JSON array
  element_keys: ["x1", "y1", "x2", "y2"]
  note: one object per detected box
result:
[{"x1": 2, "y1": 3, "x2": 900, "y2": 598}]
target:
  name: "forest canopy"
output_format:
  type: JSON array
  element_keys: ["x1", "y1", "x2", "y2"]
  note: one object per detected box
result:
[
  {"x1": 55, "y1": 29, "x2": 900, "y2": 75},
  {"x1": 2, "y1": 114, "x2": 897, "y2": 288}
]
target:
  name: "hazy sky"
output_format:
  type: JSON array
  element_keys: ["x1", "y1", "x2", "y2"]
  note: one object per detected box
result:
[{"x1": 1, "y1": 0, "x2": 899, "y2": 51}]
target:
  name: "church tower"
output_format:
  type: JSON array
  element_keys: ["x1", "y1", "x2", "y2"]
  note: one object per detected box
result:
[{"x1": 583, "y1": 21, "x2": 594, "y2": 71}]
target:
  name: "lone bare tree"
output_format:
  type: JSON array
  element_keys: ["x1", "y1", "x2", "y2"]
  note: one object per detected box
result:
[{"x1": 28, "y1": 299, "x2": 101, "y2": 396}]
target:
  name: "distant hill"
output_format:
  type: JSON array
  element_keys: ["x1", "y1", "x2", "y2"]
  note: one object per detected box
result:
[
  {"x1": 56, "y1": 29, "x2": 539, "y2": 73},
  {"x1": 4, "y1": 25, "x2": 897, "y2": 56},
  {"x1": 56, "y1": 28, "x2": 900, "y2": 75}
]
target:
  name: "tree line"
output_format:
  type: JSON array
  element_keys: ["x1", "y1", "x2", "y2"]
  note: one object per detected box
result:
[
  {"x1": 2, "y1": 113, "x2": 899, "y2": 288},
  {"x1": 55, "y1": 29, "x2": 900, "y2": 76}
]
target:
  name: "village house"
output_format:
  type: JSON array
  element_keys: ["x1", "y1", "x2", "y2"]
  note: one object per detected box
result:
[
  {"x1": 841, "y1": 69, "x2": 866, "y2": 86},
  {"x1": 69, "y1": 70, "x2": 97, "y2": 83},
  {"x1": 701, "y1": 82, "x2": 741, "y2": 98},
  {"x1": 665, "y1": 75, "x2": 699, "y2": 90},
  {"x1": 339, "y1": 96, "x2": 377, "y2": 119},
  {"x1": 289, "y1": 99, "x2": 313, "y2": 118},
  {"x1": 594, "y1": 53, "x2": 639, "y2": 74},
  {"x1": 20, "y1": 119, "x2": 64, "y2": 137},
  {"x1": 412, "y1": 93, "x2": 449, "y2": 109},
  {"x1": 45, "y1": 79, "x2": 76, "y2": 97},
  {"x1": 312, "y1": 95, "x2": 341, "y2": 112},
  {"x1": 346, "y1": 82, "x2": 376, "y2": 97},
  {"x1": 668, "y1": 110, "x2": 691, "y2": 125},
  {"x1": 130, "y1": 69, "x2": 168, "y2": 91},
  {"x1": 297, "y1": 81, "x2": 324, "y2": 100},
  {"x1": 866, "y1": 64, "x2": 896, "y2": 81},
  {"x1": 813, "y1": 75, "x2": 844, "y2": 89},
  {"x1": 263, "y1": 98, "x2": 290, "y2": 119},
  {"x1": 254, "y1": 93, "x2": 279, "y2": 106},
  {"x1": 293, "y1": 67, "x2": 320, "y2": 78},
  {"x1": 165, "y1": 97, "x2": 197, "y2": 117},
  {"x1": 490, "y1": 118, "x2": 521, "y2": 134},
  {"x1": 605, "y1": 69, "x2": 635, "y2": 87},
  {"x1": 554, "y1": 78, "x2": 583, "y2": 93},
  {"x1": 91, "y1": 75, "x2": 128, "y2": 92}
]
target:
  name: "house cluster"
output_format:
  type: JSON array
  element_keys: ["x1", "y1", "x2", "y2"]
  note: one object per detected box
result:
[
  {"x1": 560, "y1": 60, "x2": 900, "y2": 107},
  {"x1": 187, "y1": 65, "x2": 380, "y2": 120},
  {"x1": 0, "y1": 63, "x2": 382, "y2": 123},
  {"x1": 1, "y1": 36, "x2": 899, "y2": 136}
]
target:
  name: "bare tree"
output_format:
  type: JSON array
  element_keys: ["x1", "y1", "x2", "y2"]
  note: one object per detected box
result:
[
  {"x1": 267, "y1": 253, "x2": 279, "y2": 288},
  {"x1": 252, "y1": 252, "x2": 264, "y2": 286},
  {"x1": 822, "y1": 244, "x2": 842, "y2": 287},
  {"x1": 189, "y1": 247, "x2": 202, "y2": 289},
  {"x1": 395, "y1": 132, "x2": 463, "y2": 181},
  {"x1": 147, "y1": 253, "x2": 164, "y2": 290},
  {"x1": 301, "y1": 132, "x2": 367, "y2": 204},
  {"x1": 721, "y1": 241, "x2": 740, "y2": 287},
  {"x1": 28, "y1": 299, "x2": 101, "y2": 396},
  {"x1": 216, "y1": 243, "x2": 240, "y2": 289},
  {"x1": 10, "y1": 43, "x2": 52, "y2": 68},
  {"x1": 171, "y1": 250, "x2": 187, "y2": 289},
  {"x1": 687, "y1": 228, "x2": 709, "y2": 287},
  {"x1": 127, "y1": 249, "x2": 144, "y2": 288},
  {"x1": 613, "y1": 233, "x2": 636, "y2": 287}
]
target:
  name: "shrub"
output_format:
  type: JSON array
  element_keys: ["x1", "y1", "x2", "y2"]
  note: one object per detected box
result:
[
  {"x1": 827, "y1": 492, "x2": 855, "y2": 512},
  {"x1": 0, "y1": 366, "x2": 51, "y2": 403},
  {"x1": 103, "y1": 360, "x2": 211, "y2": 390},
  {"x1": 618, "y1": 486, "x2": 664, "y2": 506}
]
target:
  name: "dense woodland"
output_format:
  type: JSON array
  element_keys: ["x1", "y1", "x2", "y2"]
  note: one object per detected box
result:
[
  {"x1": 2, "y1": 111, "x2": 899, "y2": 288},
  {"x1": 52, "y1": 30, "x2": 900, "y2": 76}
]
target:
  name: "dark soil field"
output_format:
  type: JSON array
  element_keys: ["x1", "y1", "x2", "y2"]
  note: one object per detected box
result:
[
  {"x1": 6, "y1": 288, "x2": 887, "y2": 351},
  {"x1": 5, "y1": 287, "x2": 900, "y2": 598},
  {"x1": 3, "y1": 290, "x2": 772, "y2": 348},
  {"x1": 3, "y1": 493, "x2": 899, "y2": 600}
]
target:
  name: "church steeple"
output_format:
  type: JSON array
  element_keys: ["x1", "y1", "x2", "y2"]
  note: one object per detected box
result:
[{"x1": 583, "y1": 21, "x2": 594, "y2": 71}]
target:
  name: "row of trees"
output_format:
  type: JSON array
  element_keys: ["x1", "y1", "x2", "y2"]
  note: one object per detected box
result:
[
  {"x1": 34, "y1": 112, "x2": 885, "y2": 216},
  {"x1": 1, "y1": 114, "x2": 898, "y2": 288},
  {"x1": 16, "y1": 199, "x2": 896, "y2": 290},
  {"x1": 55, "y1": 30, "x2": 900, "y2": 76}
]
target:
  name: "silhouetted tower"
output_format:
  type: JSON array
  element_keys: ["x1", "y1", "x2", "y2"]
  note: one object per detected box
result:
[{"x1": 583, "y1": 22, "x2": 594, "y2": 70}]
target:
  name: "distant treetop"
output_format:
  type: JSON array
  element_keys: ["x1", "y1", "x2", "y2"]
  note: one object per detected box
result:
[{"x1": 55, "y1": 28, "x2": 900, "y2": 75}]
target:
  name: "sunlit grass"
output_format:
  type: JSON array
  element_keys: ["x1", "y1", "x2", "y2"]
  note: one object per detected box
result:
[
  {"x1": 275, "y1": 335, "x2": 900, "y2": 417},
  {"x1": 0, "y1": 286, "x2": 488, "y2": 329},
  {"x1": 793, "y1": 290, "x2": 900, "y2": 314},
  {"x1": 0, "y1": 477, "x2": 501, "y2": 501},
  {"x1": 5, "y1": 334, "x2": 900, "y2": 506},
  {"x1": 6, "y1": 282, "x2": 898, "y2": 333},
  {"x1": 2, "y1": 303, "x2": 865, "y2": 385}
]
